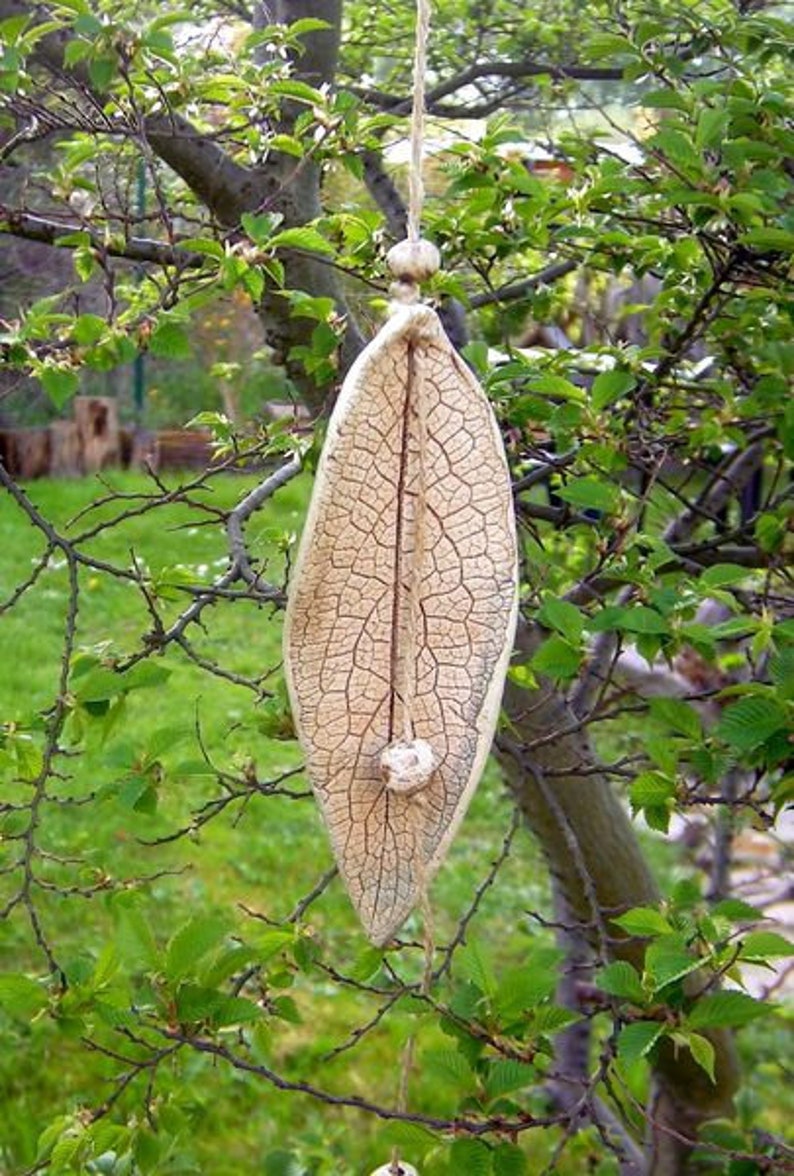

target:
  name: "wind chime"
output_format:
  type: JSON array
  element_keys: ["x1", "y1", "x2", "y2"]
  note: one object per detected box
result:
[
  {"x1": 283, "y1": 1, "x2": 518, "y2": 1164},
  {"x1": 283, "y1": 0, "x2": 518, "y2": 949}
]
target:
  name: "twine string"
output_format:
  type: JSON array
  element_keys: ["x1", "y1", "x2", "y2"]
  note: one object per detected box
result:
[
  {"x1": 401, "y1": 341, "x2": 429, "y2": 744},
  {"x1": 407, "y1": 0, "x2": 430, "y2": 244},
  {"x1": 387, "y1": 5, "x2": 434, "y2": 1172}
]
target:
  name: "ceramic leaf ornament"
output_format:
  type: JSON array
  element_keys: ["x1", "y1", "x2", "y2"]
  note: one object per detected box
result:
[
  {"x1": 283, "y1": 276, "x2": 518, "y2": 944},
  {"x1": 283, "y1": 0, "x2": 517, "y2": 947}
]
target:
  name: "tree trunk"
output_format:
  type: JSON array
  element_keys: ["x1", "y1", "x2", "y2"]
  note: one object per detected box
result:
[{"x1": 497, "y1": 621, "x2": 740, "y2": 1173}]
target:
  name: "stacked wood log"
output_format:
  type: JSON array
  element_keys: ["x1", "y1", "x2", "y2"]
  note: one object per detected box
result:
[
  {"x1": 1, "y1": 399, "x2": 223, "y2": 478},
  {"x1": 153, "y1": 429, "x2": 214, "y2": 470},
  {"x1": 0, "y1": 428, "x2": 51, "y2": 479},
  {"x1": 48, "y1": 421, "x2": 81, "y2": 477},
  {"x1": 73, "y1": 396, "x2": 120, "y2": 473}
]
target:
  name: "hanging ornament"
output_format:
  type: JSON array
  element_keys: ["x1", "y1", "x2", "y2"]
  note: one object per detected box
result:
[
  {"x1": 282, "y1": 0, "x2": 518, "y2": 947},
  {"x1": 369, "y1": 1164, "x2": 419, "y2": 1176}
]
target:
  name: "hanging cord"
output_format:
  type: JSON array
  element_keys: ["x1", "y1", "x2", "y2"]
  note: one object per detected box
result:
[
  {"x1": 380, "y1": 6, "x2": 437, "y2": 1174},
  {"x1": 386, "y1": 0, "x2": 439, "y2": 296},
  {"x1": 407, "y1": 0, "x2": 431, "y2": 244},
  {"x1": 381, "y1": 340, "x2": 436, "y2": 1176},
  {"x1": 400, "y1": 343, "x2": 429, "y2": 744},
  {"x1": 390, "y1": 879, "x2": 434, "y2": 1176}
]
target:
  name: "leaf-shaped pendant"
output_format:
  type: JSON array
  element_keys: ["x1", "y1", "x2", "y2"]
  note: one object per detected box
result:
[{"x1": 284, "y1": 303, "x2": 518, "y2": 944}]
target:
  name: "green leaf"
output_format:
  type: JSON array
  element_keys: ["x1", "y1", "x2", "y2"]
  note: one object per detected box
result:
[
  {"x1": 165, "y1": 914, "x2": 230, "y2": 982},
  {"x1": 178, "y1": 237, "x2": 225, "y2": 259},
  {"x1": 688, "y1": 990, "x2": 766, "y2": 1030},
  {"x1": 200, "y1": 944, "x2": 256, "y2": 988},
  {"x1": 630, "y1": 771, "x2": 677, "y2": 812},
  {"x1": 493, "y1": 1143, "x2": 528, "y2": 1176},
  {"x1": 651, "y1": 127, "x2": 701, "y2": 172},
  {"x1": 457, "y1": 938, "x2": 496, "y2": 997},
  {"x1": 241, "y1": 211, "x2": 283, "y2": 243},
  {"x1": 738, "y1": 931, "x2": 794, "y2": 962},
  {"x1": 646, "y1": 936, "x2": 701, "y2": 991},
  {"x1": 63, "y1": 39, "x2": 90, "y2": 67},
  {"x1": 740, "y1": 227, "x2": 794, "y2": 252},
  {"x1": 555, "y1": 477, "x2": 619, "y2": 514},
  {"x1": 755, "y1": 511, "x2": 786, "y2": 553},
  {"x1": 613, "y1": 907, "x2": 672, "y2": 937},
  {"x1": 263, "y1": 1151, "x2": 304, "y2": 1176},
  {"x1": 144, "y1": 724, "x2": 190, "y2": 761},
  {"x1": 494, "y1": 951, "x2": 562, "y2": 1018},
  {"x1": 537, "y1": 597, "x2": 584, "y2": 642},
  {"x1": 175, "y1": 983, "x2": 223, "y2": 1023},
  {"x1": 587, "y1": 32, "x2": 636, "y2": 59},
  {"x1": 591, "y1": 368, "x2": 636, "y2": 411},
  {"x1": 642, "y1": 88, "x2": 690, "y2": 112},
  {"x1": 289, "y1": 16, "x2": 332, "y2": 36},
  {"x1": 149, "y1": 319, "x2": 192, "y2": 360},
  {"x1": 348, "y1": 946, "x2": 383, "y2": 982},
  {"x1": 619, "y1": 607, "x2": 670, "y2": 635},
  {"x1": 618, "y1": 1020, "x2": 664, "y2": 1064},
  {"x1": 50, "y1": 1132, "x2": 85, "y2": 1172},
  {"x1": 270, "y1": 133, "x2": 304, "y2": 157},
  {"x1": 649, "y1": 697, "x2": 702, "y2": 739},
  {"x1": 254, "y1": 929, "x2": 295, "y2": 963},
  {"x1": 0, "y1": 13, "x2": 31, "y2": 42},
  {"x1": 507, "y1": 663, "x2": 537, "y2": 690},
  {"x1": 112, "y1": 894, "x2": 159, "y2": 970},
  {"x1": 73, "y1": 662, "x2": 170, "y2": 703},
  {"x1": 716, "y1": 696, "x2": 788, "y2": 751},
  {"x1": 269, "y1": 227, "x2": 335, "y2": 256},
  {"x1": 212, "y1": 995, "x2": 261, "y2": 1028},
  {"x1": 770, "y1": 646, "x2": 794, "y2": 700},
  {"x1": 88, "y1": 52, "x2": 116, "y2": 90},
  {"x1": 425, "y1": 1048, "x2": 473, "y2": 1086},
  {"x1": 699, "y1": 564, "x2": 750, "y2": 590},
  {"x1": 450, "y1": 1138, "x2": 491, "y2": 1175},
  {"x1": 73, "y1": 313, "x2": 106, "y2": 346},
  {"x1": 39, "y1": 366, "x2": 79, "y2": 408},
  {"x1": 530, "y1": 634, "x2": 582, "y2": 680},
  {"x1": 271, "y1": 994, "x2": 301, "y2": 1023},
  {"x1": 598, "y1": 961, "x2": 645, "y2": 1004},
  {"x1": 696, "y1": 107, "x2": 729, "y2": 150},
  {"x1": 485, "y1": 1059, "x2": 536, "y2": 1101},
  {"x1": 269, "y1": 78, "x2": 324, "y2": 104},
  {"x1": 528, "y1": 374, "x2": 584, "y2": 402},
  {"x1": 711, "y1": 899, "x2": 763, "y2": 922},
  {"x1": 686, "y1": 1032, "x2": 716, "y2": 1082},
  {"x1": 530, "y1": 1004, "x2": 581, "y2": 1035},
  {"x1": 0, "y1": 973, "x2": 48, "y2": 1019},
  {"x1": 93, "y1": 998, "x2": 136, "y2": 1030}
]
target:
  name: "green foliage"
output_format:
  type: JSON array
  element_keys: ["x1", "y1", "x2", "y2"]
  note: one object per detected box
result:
[{"x1": 599, "y1": 891, "x2": 792, "y2": 1090}]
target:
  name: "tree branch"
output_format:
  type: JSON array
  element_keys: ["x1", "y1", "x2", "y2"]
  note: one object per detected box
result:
[
  {"x1": 469, "y1": 261, "x2": 578, "y2": 308},
  {"x1": 0, "y1": 0, "x2": 261, "y2": 223},
  {"x1": 346, "y1": 58, "x2": 623, "y2": 117},
  {"x1": 0, "y1": 206, "x2": 203, "y2": 268}
]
